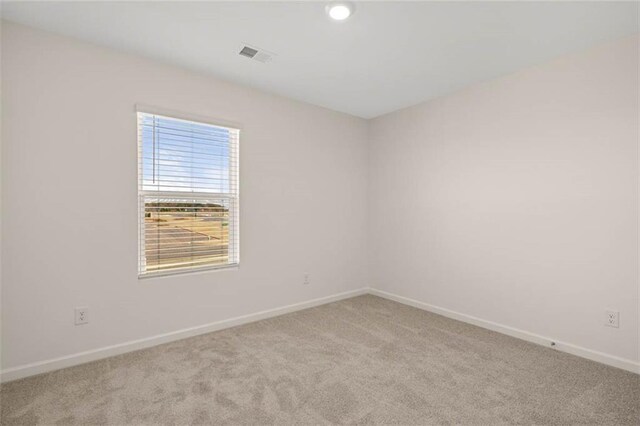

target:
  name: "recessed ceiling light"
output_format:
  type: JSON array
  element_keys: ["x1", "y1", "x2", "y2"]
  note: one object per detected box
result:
[{"x1": 327, "y1": 2, "x2": 353, "y2": 21}]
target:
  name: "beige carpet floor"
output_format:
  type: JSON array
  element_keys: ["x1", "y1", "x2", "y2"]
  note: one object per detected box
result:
[{"x1": 1, "y1": 294, "x2": 638, "y2": 425}]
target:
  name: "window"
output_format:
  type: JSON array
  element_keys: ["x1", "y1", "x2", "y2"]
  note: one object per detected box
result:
[{"x1": 137, "y1": 111, "x2": 239, "y2": 277}]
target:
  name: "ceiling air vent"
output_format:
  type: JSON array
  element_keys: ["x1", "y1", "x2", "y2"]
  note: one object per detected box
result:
[
  {"x1": 238, "y1": 44, "x2": 275, "y2": 64},
  {"x1": 239, "y1": 46, "x2": 258, "y2": 59}
]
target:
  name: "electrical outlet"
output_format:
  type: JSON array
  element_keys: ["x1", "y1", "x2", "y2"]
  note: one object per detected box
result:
[
  {"x1": 75, "y1": 307, "x2": 89, "y2": 325},
  {"x1": 303, "y1": 274, "x2": 310, "y2": 285},
  {"x1": 605, "y1": 310, "x2": 619, "y2": 328}
]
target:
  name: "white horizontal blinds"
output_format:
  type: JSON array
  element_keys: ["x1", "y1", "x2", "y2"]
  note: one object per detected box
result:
[{"x1": 137, "y1": 112, "x2": 239, "y2": 276}]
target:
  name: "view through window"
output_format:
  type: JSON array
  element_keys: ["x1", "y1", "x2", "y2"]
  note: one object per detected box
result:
[{"x1": 137, "y1": 112, "x2": 239, "y2": 276}]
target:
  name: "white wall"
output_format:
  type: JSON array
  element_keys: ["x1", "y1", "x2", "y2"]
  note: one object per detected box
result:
[
  {"x1": 2, "y1": 22, "x2": 638, "y2": 376},
  {"x1": 369, "y1": 35, "x2": 639, "y2": 365},
  {"x1": 0, "y1": 19, "x2": 4, "y2": 375},
  {"x1": 1, "y1": 22, "x2": 369, "y2": 370}
]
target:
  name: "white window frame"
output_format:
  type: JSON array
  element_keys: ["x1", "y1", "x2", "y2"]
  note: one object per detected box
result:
[{"x1": 136, "y1": 106, "x2": 240, "y2": 278}]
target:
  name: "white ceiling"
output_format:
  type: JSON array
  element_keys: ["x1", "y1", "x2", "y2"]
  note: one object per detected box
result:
[{"x1": 2, "y1": 1, "x2": 638, "y2": 118}]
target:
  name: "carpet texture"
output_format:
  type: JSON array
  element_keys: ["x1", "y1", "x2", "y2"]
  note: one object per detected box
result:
[{"x1": 1, "y1": 295, "x2": 638, "y2": 425}]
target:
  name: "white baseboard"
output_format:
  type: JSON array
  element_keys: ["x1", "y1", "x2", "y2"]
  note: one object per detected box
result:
[
  {"x1": 369, "y1": 288, "x2": 640, "y2": 375},
  {"x1": 0, "y1": 288, "x2": 368, "y2": 383},
  {"x1": 3, "y1": 286, "x2": 637, "y2": 382}
]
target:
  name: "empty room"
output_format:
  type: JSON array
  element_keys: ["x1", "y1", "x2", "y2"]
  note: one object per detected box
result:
[{"x1": 0, "y1": 1, "x2": 638, "y2": 425}]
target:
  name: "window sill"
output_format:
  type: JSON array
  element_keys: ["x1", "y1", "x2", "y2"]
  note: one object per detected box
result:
[{"x1": 138, "y1": 263, "x2": 239, "y2": 280}]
